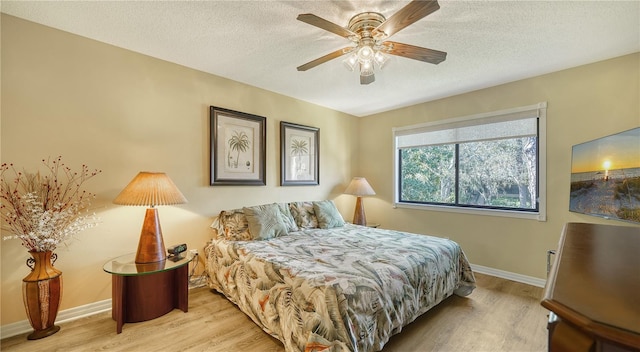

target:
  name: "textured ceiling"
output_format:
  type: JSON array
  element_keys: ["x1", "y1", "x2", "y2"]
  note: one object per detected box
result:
[{"x1": 2, "y1": 1, "x2": 639, "y2": 117}]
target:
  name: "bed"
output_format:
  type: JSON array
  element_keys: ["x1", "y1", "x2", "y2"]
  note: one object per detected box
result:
[{"x1": 205, "y1": 201, "x2": 476, "y2": 352}]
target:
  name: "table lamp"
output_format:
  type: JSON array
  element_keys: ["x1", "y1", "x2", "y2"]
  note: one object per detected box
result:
[
  {"x1": 113, "y1": 172, "x2": 187, "y2": 264},
  {"x1": 343, "y1": 177, "x2": 376, "y2": 226}
]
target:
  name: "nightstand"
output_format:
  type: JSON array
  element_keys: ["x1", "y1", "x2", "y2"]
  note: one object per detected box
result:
[{"x1": 103, "y1": 253, "x2": 195, "y2": 333}]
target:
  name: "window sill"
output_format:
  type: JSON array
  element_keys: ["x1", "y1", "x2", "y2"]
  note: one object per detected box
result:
[{"x1": 393, "y1": 202, "x2": 546, "y2": 221}]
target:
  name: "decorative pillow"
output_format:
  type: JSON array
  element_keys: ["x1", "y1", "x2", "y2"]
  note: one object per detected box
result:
[
  {"x1": 276, "y1": 202, "x2": 299, "y2": 232},
  {"x1": 289, "y1": 201, "x2": 318, "y2": 229},
  {"x1": 210, "y1": 216, "x2": 223, "y2": 239},
  {"x1": 217, "y1": 209, "x2": 252, "y2": 241},
  {"x1": 243, "y1": 204, "x2": 289, "y2": 240},
  {"x1": 313, "y1": 200, "x2": 345, "y2": 229}
]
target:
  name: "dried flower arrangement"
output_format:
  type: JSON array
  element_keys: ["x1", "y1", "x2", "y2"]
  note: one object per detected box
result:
[{"x1": 1, "y1": 156, "x2": 101, "y2": 252}]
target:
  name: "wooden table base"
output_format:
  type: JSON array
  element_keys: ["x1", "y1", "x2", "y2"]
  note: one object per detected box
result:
[{"x1": 111, "y1": 264, "x2": 188, "y2": 333}]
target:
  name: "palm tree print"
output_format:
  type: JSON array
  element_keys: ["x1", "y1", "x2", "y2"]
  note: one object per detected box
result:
[
  {"x1": 227, "y1": 131, "x2": 250, "y2": 168},
  {"x1": 290, "y1": 138, "x2": 309, "y2": 174},
  {"x1": 290, "y1": 139, "x2": 308, "y2": 157}
]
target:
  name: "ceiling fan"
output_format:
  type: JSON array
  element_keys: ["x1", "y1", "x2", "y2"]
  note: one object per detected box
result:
[{"x1": 296, "y1": 0, "x2": 447, "y2": 85}]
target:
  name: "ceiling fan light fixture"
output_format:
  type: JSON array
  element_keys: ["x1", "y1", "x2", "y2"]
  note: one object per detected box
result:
[
  {"x1": 357, "y1": 45, "x2": 374, "y2": 61},
  {"x1": 343, "y1": 53, "x2": 358, "y2": 71},
  {"x1": 360, "y1": 62, "x2": 374, "y2": 77},
  {"x1": 374, "y1": 51, "x2": 389, "y2": 69}
]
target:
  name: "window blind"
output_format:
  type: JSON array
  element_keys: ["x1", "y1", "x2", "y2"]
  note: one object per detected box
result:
[{"x1": 394, "y1": 104, "x2": 543, "y2": 149}]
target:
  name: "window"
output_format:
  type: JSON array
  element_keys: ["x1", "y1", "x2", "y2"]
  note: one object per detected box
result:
[{"x1": 393, "y1": 103, "x2": 546, "y2": 220}]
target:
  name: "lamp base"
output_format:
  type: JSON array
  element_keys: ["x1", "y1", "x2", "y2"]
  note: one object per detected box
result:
[
  {"x1": 135, "y1": 208, "x2": 167, "y2": 264},
  {"x1": 352, "y1": 196, "x2": 367, "y2": 226}
]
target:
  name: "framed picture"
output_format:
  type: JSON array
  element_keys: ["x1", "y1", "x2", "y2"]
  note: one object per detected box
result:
[
  {"x1": 280, "y1": 121, "x2": 319, "y2": 186},
  {"x1": 210, "y1": 106, "x2": 266, "y2": 186},
  {"x1": 569, "y1": 127, "x2": 640, "y2": 224}
]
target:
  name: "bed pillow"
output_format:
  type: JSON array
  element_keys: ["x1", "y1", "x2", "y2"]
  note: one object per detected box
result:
[
  {"x1": 217, "y1": 209, "x2": 252, "y2": 241},
  {"x1": 313, "y1": 200, "x2": 345, "y2": 229},
  {"x1": 210, "y1": 216, "x2": 223, "y2": 239},
  {"x1": 289, "y1": 201, "x2": 318, "y2": 229},
  {"x1": 276, "y1": 202, "x2": 299, "y2": 232},
  {"x1": 243, "y1": 203, "x2": 289, "y2": 240}
]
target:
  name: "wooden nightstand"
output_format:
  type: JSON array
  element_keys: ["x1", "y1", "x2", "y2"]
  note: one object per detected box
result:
[{"x1": 103, "y1": 253, "x2": 195, "y2": 333}]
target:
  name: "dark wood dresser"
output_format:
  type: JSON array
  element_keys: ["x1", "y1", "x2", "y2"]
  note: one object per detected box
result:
[{"x1": 541, "y1": 222, "x2": 640, "y2": 352}]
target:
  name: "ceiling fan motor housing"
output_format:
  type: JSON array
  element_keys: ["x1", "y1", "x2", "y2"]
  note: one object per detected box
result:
[{"x1": 348, "y1": 12, "x2": 386, "y2": 41}]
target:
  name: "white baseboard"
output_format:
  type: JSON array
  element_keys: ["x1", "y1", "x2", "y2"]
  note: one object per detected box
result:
[
  {"x1": 471, "y1": 263, "x2": 547, "y2": 288},
  {"x1": 1, "y1": 265, "x2": 544, "y2": 339},
  {"x1": 0, "y1": 299, "x2": 112, "y2": 339}
]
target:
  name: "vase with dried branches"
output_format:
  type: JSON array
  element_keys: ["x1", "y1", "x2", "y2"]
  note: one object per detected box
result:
[{"x1": 1, "y1": 156, "x2": 101, "y2": 339}]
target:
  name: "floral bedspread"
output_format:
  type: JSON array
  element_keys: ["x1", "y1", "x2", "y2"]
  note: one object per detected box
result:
[{"x1": 205, "y1": 224, "x2": 476, "y2": 352}]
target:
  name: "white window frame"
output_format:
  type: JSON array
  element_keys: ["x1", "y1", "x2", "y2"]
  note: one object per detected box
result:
[{"x1": 392, "y1": 102, "x2": 547, "y2": 221}]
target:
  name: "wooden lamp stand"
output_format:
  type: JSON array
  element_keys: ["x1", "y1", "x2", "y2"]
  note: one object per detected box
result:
[
  {"x1": 135, "y1": 208, "x2": 167, "y2": 264},
  {"x1": 352, "y1": 196, "x2": 367, "y2": 226}
]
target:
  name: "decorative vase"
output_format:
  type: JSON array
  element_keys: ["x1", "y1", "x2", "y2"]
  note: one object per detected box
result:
[{"x1": 22, "y1": 250, "x2": 62, "y2": 340}]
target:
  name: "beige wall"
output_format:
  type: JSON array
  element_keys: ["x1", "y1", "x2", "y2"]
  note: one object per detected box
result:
[
  {"x1": 0, "y1": 15, "x2": 358, "y2": 325},
  {"x1": 358, "y1": 52, "x2": 640, "y2": 280}
]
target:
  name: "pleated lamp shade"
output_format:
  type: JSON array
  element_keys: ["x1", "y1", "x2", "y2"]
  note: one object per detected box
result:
[
  {"x1": 114, "y1": 172, "x2": 187, "y2": 206},
  {"x1": 114, "y1": 172, "x2": 187, "y2": 264}
]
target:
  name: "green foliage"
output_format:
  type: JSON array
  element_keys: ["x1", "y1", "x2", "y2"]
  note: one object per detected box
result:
[
  {"x1": 617, "y1": 207, "x2": 640, "y2": 222},
  {"x1": 400, "y1": 145, "x2": 455, "y2": 203},
  {"x1": 399, "y1": 137, "x2": 537, "y2": 210}
]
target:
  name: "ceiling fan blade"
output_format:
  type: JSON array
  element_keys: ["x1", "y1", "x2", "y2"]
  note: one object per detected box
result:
[
  {"x1": 297, "y1": 47, "x2": 354, "y2": 71},
  {"x1": 384, "y1": 41, "x2": 446, "y2": 64},
  {"x1": 360, "y1": 74, "x2": 375, "y2": 85},
  {"x1": 373, "y1": 0, "x2": 440, "y2": 39},
  {"x1": 297, "y1": 14, "x2": 357, "y2": 39}
]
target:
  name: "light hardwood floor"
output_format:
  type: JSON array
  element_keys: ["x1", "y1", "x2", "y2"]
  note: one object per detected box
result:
[{"x1": 1, "y1": 273, "x2": 548, "y2": 351}]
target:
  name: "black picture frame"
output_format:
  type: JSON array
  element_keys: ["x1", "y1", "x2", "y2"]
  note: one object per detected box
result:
[
  {"x1": 280, "y1": 121, "x2": 319, "y2": 186},
  {"x1": 210, "y1": 106, "x2": 266, "y2": 186}
]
